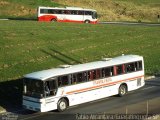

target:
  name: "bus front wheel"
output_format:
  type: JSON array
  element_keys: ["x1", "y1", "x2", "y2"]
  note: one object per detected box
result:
[
  {"x1": 118, "y1": 84, "x2": 127, "y2": 97},
  {"x1": 57, "y1": 98, "x2": 68, "y2": 112}
]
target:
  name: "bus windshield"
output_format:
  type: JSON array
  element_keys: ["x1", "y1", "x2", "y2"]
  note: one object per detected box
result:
[
  {"x1": 92, "y1": 11, "x2": 97, "y2": 19},
  {"x1": 23, "y1": 78, "x2": 44, "y2": 98}
]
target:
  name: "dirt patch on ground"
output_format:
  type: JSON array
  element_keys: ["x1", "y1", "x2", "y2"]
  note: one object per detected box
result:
[
  {"x1": 0, "y1": 0, "x2": 36, "y2": 17},
  {"x1": 0, "y1": 1, "x2": 9, "y2": 6}
]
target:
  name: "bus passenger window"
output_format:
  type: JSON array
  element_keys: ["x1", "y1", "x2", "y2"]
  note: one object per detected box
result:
[
  {"x1": 78, "y1": 11, "x2": 84, "y2": 15},
  {"x1": 110, "y1": 67, "x2": 113, "y2": 76},
  {"x1": 77, "y1": 73, "x2": 83, "y2": 83},
  {"x1": 71, "y1": 74, "x2": 77, "y2": 84},
  {"x1": 40, "y1": 9, "x2": 49, "y2": 14},
  {"x1": 88, "y1": 70, "x2": 96, "y2": 80},
  {"x1": 47, "y1": 80, "x2": 57, "y2": 96},
  {"x1": 116, "y1": 65, "x2": 123, "y2": 75},
  {"x1": 96, "y1": 69, "x2": 101, "y2": 79},
  {"x1": 83, "y1": 72, "x2": 88, "y2": 81},
  {"x1": 58, "y1": 75, "x2": 69, "y2": 87},
  {"x1": 71, "y1": 10, "x2": 78, "y2": 15},
  {"x1": 85, "y1": 11, "x2": 92, "y2": 15},
  {"x1": 102, "y1": 67, "x2": 112, "y2": 77},
  {"x1": 48, "y1": 9, "x2": 54, "y2": 14},
  {"x1": 126, "y1": 63, "x2": 135, "y2": 73}
]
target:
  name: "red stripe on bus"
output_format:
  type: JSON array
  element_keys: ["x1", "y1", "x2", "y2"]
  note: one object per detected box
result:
[
  {"x1": 38, "y1": 15, "x2": 97, "y2": 24},
  {"x1": 66, "y1": 75, "x2": 144, "y2": 94}
]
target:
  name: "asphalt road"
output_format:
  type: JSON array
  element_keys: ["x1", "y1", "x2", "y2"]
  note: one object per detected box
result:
[
  {"x1": 98, "y1": 21, "x2": 160, "y2": 26},
  {"x1": 1, "y1": 77, "x2": 160, "y2": 120},
  {"x1": 1, "y1": 18, "x2": 160, "y2": 26}
]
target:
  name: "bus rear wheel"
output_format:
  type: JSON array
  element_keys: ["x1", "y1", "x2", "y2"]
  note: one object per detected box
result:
[
  {"x1": 84, "y1": 20, "x2": 90, "y2": 23},
  {"x1": 118, "y1": 84, "x2": 127, "y2": 97},
  {"x1": 57, "y1": 98, "x2": 68, "y2": 112},
  {"x1": 51, "y1": 18, "x2": 57, "y2": 22}
]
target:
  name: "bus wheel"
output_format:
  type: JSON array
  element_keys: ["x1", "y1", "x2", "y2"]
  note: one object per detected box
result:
[
  {"x1": 51, "y1": 19, "x2": 57, "y2": 22},
  {"x1": 84, "y1": 20, "x2": 90, "y2": 23},
  {"x1": 118, "y1": 84, "x2": 127, "y2": 97},
  {"x1": 57, "y1": 98, "x2": 68, "y2": 112}
]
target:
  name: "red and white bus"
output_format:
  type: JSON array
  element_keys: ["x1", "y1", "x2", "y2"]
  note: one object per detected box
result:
[
  {"x1": 23, "y1": 54, "x2": 145, "y2": 112},
  {"x1": 37, "y1": 6, "x2": 98, "y2": 24}
]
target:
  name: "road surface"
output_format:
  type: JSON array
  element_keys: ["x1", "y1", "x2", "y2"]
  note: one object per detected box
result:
[{"x1": 0, "y1": 77, "x2": 160, "y2": 120}]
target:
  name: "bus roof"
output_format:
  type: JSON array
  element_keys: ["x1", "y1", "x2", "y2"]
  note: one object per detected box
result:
[
  {"x1": 38, "y1": 6, "x2": 97, "y2": 11},
  {"x1": 24, "y1": 55, "x2": 143, "y2": 80}
]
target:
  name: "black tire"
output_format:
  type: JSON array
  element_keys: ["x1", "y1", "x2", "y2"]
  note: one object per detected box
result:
[
  {"x1": 118, "y1": 85, "x2": 127, "y2": 97},
  {"x1": 57, "y1": 98, "x2": 68, "y2": 112},
  {"x1": 51, "y1": 18, "x2": 57, "y2": 22},
  {"x1": 84, "y1": 20, "x2": 90, "y2": 23}
]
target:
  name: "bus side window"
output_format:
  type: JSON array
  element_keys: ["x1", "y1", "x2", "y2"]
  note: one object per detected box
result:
[
  {"x1": 78, "y1": 11, "x2": 84, "y2": 15},
  {"x1": 85, "y1": 11, "x2": 92, "y2": 15},
  {"x1": 102, "y1": 67, "x2": 112, "y2": 78},
  {"x1": 83, "y1": 72, "x2": 88, "y2": 81},
  {"x1": 126, "y1": 63, "x2": 135, "y2": 73},
  {"x1": 58, "y1": 75, "x2": 69, "y2": 87},
  {"x1": 96, "y1": 69, "x2": 101, "y2": 79},
  {"x1": 77, "y1": 73, "x2": 83, "y2": 83},
  {"x1": 40, "y1": 9, "x2": 44, "y2": 14},
  {"x1": 71, "y1": 10, "x2": 78, "y2": 15},
  {"x1": 40, "y1": 9, "x2": 49, "y2": 14},
  {"x1": 48, "y1": 80, "x2": 57, "y2": 96},
  {"x1": 71, "y1": 74, "x2": 77, "y2": 84},
  {"x1": 110, "y1": 67, "x2": 113, "y2": 76},
  {"x1": 57, "y1": 10, "x2": 62, "y2": 14},
  {"x1": 88, "y1": 71, "x2": 91, "y2": 80},
  {"x1": 116, "y1": 65, "x2": 123, "y2": 75},
  {"x1": 48, "y1": 9, "x2": 54, "y2": 14},
  {"x1": 88, "y1": 70, "x2": 96, "y2": 80}
]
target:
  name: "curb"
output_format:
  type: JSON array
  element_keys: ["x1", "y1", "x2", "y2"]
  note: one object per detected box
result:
[
  {"x1": 0, "y1": 19, "x2": 9, "y2": 21},
  {"x1": 144, "y1": 76, "x2": 155, "y2": 80}
]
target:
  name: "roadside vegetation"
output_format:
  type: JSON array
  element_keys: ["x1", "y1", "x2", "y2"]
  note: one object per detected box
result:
[
  {"x1": 0, "y1": 0, "x2": 160, "y2": 22},
  {"x1": 55, "y1": 0, "x2": 160, "y2": 22},
  {"x1": 0, "y1": 0, "x2": 61, "y2": 18}
]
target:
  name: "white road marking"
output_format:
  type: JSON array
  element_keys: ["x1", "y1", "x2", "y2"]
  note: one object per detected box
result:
[{"x1": 0, "y1": 19, "x2": 9, "y2": 20}]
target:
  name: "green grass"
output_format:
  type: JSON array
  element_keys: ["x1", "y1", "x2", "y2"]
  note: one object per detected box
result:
[
  {"x1": 118, "y1": 0, "x2": 160, "y2": 6},
  {"x1": 6, "y1": 0, "x2": 60, "y2": 8},
  {"x1": 0, "y1": 0, "x2": 61, "y2": 19},
  {"x1": 55, "y1": 0, "x2": 160, "y2": 22},
  {"x1": 0, "y1": 21, "x2": 160, "y2": 82},
  {"x1": 1, "y1": 0, "x2": 160, "y2": 22}
]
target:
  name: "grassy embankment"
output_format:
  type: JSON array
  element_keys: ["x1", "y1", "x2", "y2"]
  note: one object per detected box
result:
[
  {"x1": 0, "y1": 0, "x2": 160, "y2": 22},
  {"x1": 0, "y1": 0, "x2": 61, "y2": 19},
  {"x1": 55, "y1": 0, "x2": 160, "y2": 22},
  {"x1": 1, "y1": 21, "x2": 160, "y2": 82}
]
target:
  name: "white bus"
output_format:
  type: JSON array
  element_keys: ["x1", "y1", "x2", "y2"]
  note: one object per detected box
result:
[
  {"x1": 23, "y1": 54, "x2": 145, "y2": 112},
  {"x1": 37, "y1": 6, "x2": 98, "y2": 24}
]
